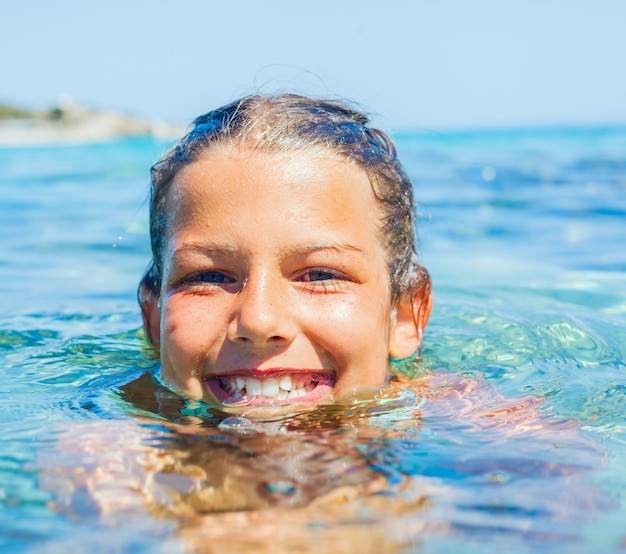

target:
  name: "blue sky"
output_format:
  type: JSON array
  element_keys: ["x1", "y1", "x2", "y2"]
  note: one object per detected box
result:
[{"x1": 2, "y1": 0, "x2": 625, "y2": 130}]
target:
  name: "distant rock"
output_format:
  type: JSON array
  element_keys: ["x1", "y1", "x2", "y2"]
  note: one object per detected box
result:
[{"x1": 0, "y1": 99, "x2": 184, "y2": 146}]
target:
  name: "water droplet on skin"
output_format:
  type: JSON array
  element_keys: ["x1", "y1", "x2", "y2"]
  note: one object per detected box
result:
[{"x1": 265, "y1": 481, "x2": 296, "y2": 495}]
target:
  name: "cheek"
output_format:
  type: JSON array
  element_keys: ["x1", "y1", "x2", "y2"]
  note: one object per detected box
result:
[
  {"x1": 161, "y1": 298, "x2": 215, "y2": 356},
  {"x1": 306, "y1": 295, "x2": 391, "y2": 357},
  {"x1": 309, "y1": 297, "x2": 359, "y2": 332},
  {"x1": 159, "y1": 300, "x2": 216, "y2": 398}
]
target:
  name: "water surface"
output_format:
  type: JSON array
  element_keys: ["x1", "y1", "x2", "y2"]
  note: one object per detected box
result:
[{"x1": 1, "y1": 128, "x2": 625, "y2": 553}]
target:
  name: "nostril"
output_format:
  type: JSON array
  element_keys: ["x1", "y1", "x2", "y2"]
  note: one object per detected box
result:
[{"x1": 233, "y1": 335, "x2": 285, "y2": 345}]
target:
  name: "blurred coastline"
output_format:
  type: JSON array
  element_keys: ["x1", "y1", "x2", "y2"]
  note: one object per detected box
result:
[{"x1": 0, "y1": 98, "x2": 184, "y2": 146}]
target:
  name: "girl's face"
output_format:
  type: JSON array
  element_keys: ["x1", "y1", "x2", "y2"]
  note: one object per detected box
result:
[{"x1": 143, "y1": 146, "x2": 430, "y2": 414}]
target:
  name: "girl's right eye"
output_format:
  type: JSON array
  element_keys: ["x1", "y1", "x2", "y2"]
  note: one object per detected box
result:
[
  {"x1": 196, "y1": 271, "x2": 233, "y2": 284},
  {"x1": 181, "y1": 271, "x2": 235, "y2": 286}
]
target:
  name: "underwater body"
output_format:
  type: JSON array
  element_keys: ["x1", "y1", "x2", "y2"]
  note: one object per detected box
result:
[{"x1": 1, "y1": 127, "x2": 625, "y2": 553}]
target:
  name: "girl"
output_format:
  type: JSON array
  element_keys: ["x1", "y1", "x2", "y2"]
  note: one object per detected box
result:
[{"x1": 139, "y1": 93, "x2": 433, "y2": 414}]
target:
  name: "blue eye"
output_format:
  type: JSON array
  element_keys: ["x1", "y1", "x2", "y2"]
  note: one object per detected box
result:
[
  {"x1": 296, "y1": 268, "x2": 352, "y2": 291},
  {"x1": 307, "y1": 269, "x2": 336, "y2": 281},
  {"x1": 197, "y1": 271, "x2": 232, "y2": 284}
]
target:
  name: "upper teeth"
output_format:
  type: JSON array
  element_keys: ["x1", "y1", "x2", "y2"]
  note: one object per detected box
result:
[{"x1": 221, "y1": 374, "x2": 316, "y2": 399}]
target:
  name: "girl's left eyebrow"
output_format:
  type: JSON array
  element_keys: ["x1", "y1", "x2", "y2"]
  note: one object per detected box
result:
[{"x1": 278, "y1": 242, "x2": 366, "y2": 258}]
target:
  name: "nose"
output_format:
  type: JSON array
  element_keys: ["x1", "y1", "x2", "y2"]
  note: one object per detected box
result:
[{"x1": 227, "y1": 272, "x2": 296, "y2": 349}]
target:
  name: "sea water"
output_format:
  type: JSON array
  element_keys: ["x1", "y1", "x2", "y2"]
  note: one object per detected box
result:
[{"x1": 0, "y1": 128, "x2": 625, "y2": 553}]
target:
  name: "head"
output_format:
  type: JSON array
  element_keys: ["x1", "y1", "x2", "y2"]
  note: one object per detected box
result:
[{"x1": 139, "y1": 93, "x2": 432, "y2": 414}]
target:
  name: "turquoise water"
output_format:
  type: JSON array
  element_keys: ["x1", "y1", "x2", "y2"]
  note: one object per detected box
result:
[{"x1": 1, "y1": 128, "x2": 625, "y2": 553}]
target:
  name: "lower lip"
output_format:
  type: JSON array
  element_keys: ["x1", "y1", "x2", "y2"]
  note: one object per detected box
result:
[{"x1": 202, "y1": 372, "x2": 335, "y2": 407}]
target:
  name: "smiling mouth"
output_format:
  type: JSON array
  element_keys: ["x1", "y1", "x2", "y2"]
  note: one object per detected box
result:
[{"x1": 203, "y1": 371, "x2": 335, "y2": 406}]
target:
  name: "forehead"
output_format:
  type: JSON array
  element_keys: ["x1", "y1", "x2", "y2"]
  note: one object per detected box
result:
[{"x1": 164, "y1": 146, "x2": 384, "y2": 241}]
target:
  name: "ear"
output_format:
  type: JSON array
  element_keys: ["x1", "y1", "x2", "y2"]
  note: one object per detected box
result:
[
  {"x1": 389, "y1": 268, "x2": 433, "y2": 360},
  {"x1": 139, "y1": 282, "x2": 161, "y2": 349}
]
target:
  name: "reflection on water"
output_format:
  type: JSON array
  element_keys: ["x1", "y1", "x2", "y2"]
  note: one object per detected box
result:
[{"x1": 27, "y1": 368, "x2": 610, "y2": 553}]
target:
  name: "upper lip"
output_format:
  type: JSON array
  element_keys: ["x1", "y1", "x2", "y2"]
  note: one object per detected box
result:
[{"x1": 203, "y1": 368, "x2": 333, "y2": 379}]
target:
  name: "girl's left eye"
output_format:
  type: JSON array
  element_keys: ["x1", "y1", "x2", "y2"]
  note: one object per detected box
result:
[
  {"x1": 307, "y1": 269, "x2": 336, "y2": 281},
  {"x1": 299, "y1": 269, "x2": 345, "y2": 282}
]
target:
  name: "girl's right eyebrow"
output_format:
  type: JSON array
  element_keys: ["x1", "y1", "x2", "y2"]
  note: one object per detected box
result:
[{"x1": 170, "y1": 243, "x2": 239, "y2": 261}]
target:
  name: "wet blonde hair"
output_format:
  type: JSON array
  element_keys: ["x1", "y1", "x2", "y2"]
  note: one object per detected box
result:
[{"x1": 141, "y1": 93, "x2": 429, "y2": 303}]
